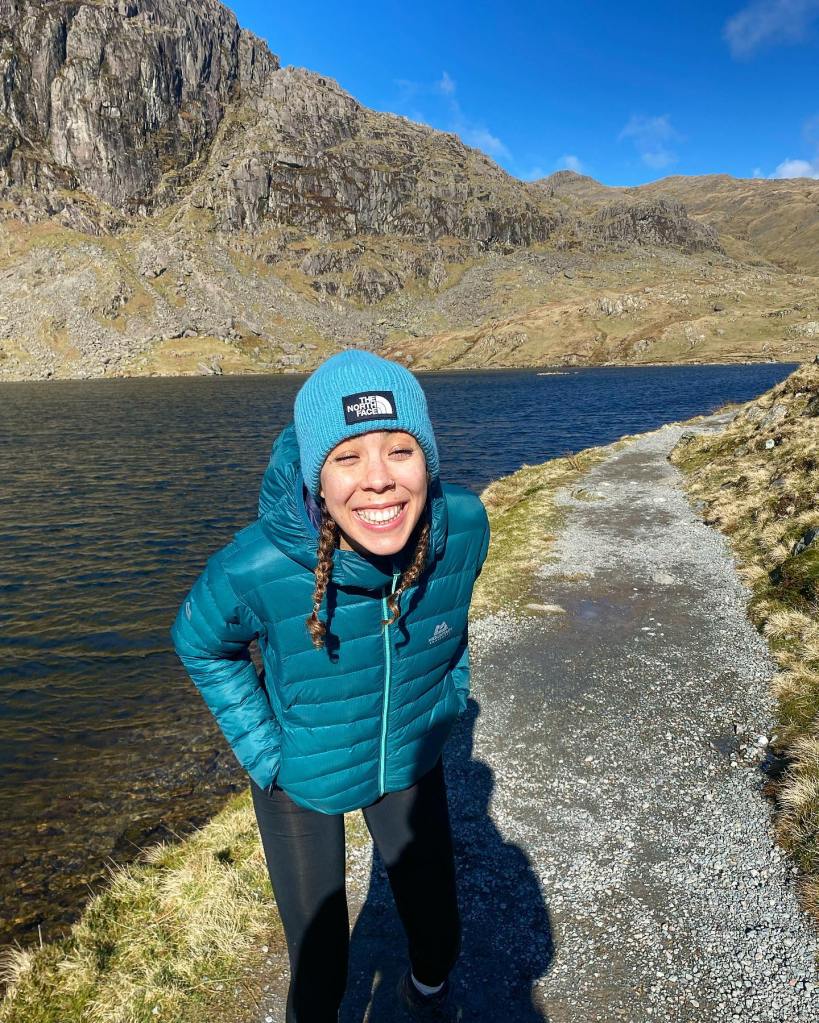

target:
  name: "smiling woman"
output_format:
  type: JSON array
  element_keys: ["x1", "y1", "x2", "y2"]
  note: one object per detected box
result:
[
  {"x1": 320, "y1": 430, "x2": 429, "y2": 556},
  {"x1": 309, "y1": 428, "x2": 435, "y2": 659},
  {"x1": 170, "y1": 349, "x2": 489, "y2": 1020}
]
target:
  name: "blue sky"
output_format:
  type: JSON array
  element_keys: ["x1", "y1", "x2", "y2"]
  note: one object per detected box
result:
[{"x1": 228, "y1": 0, "x2": 819, "y2": 187}]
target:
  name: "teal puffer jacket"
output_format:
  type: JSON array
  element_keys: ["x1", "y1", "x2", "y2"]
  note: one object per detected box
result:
[{"x1": 170, "y1": 420, "x2": 490, "y2": 814}]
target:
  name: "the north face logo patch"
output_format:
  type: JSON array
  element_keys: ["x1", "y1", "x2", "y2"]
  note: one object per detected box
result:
[
  {"x1": 428, "y1": 621, "x2": 453, "y2": 645},
  {"x1": 342, "y1": 390, "x2": 398, "y2": 425}
]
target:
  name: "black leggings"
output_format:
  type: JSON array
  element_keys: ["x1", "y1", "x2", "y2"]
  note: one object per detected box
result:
[{"x1": 249, "y1": 755, "x2": 461, "y2": 1022}]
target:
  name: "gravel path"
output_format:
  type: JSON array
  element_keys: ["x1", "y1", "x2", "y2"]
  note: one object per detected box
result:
[{"x1": 258, "y1": 411, "x2": 819, "y2": 1023}]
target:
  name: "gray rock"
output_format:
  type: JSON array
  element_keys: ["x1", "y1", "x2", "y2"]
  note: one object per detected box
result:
[
  {"x1": 759, "y1": 404, "x2": 788, "y2": 430},
  {"x1": 0, "y1": 0, "x2": 277, "y2": 211},
  {"x1": 585, "y1": 198, "x2": 724, "y2": 255},
  {"x1": 791, "y1": 526, "x2": 817, "y2": 557}
]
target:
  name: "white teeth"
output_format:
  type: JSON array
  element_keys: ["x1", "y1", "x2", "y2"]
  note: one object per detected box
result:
[{"x1": 354, "y1": 503, "x2": 404, "y2": 524}]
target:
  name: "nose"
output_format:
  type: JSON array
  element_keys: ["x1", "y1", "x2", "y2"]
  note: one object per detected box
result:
[{"x1": 362, "y1": 452, "x2": 395, "y2": 492}]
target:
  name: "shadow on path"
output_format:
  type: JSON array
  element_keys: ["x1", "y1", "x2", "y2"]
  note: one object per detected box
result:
[{"x1": 340, "y1": 698, "x2": 553, "y2": 1021}]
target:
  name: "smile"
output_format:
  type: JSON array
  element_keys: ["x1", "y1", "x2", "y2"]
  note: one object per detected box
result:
[{"x1": 353, "y1": 502, "x2": 407, "y2": 526}]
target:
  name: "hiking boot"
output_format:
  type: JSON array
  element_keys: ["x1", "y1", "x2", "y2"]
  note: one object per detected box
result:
[{"x1": 396, "y1": 967, "x2": 462, "y2": 1021}]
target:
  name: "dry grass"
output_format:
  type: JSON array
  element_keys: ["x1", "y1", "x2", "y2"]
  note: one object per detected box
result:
[
  {"x1": 669, "y1": 359, "x2": 819, "y2": 921},
  {"x1": 0, "y1": 790, "x2": 371, "y2": 1023},
  {"x1": 379, "y1": 251, "x2": 818, "y2": 372}
]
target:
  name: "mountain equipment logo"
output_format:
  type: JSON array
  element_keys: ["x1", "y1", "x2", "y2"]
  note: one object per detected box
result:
[
  {"x1": 428, "y1": 621, "x2": 453, "y2": 645},
  {"x1": 341, "y1": 390, "x2": 398, "y2": 425}
]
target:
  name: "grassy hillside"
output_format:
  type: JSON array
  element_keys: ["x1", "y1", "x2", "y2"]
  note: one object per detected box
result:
[
  {"x1": 635, "y1": 175, "x2": 819, "y2": 276},
  {"x1": 379, "y1": 247, "x2": 817, "y2": 370}
]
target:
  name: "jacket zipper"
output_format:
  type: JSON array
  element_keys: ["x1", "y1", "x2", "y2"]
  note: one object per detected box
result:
[{"x1": 378, "y1": 571, "x2": 401, "y2": 797}]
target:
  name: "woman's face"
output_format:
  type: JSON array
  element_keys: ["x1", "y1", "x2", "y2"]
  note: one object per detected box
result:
[{"x1": 319, "y1": 430, "x2": 428, "y2": 558}]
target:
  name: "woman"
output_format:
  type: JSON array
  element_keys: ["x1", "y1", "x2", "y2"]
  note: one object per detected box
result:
[{"x1": 170, "y1": 350, "x2": 490, "y2": 1022}]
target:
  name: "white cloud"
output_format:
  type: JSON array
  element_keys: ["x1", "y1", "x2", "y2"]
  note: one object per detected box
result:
[
  {"x1": 771, "y1": 156, "x2": 819, "y2": 177},
  {"x1": 509, "y1": 156, "x2": 588, "y2": 183},
  {"x1": 558, "y1": 154, "x2": 584, "y2": 173},
  {"x1": 437, "y1": 71, "x2": 456, "y2": 96},
  {"x1": 752, "y1": 166, "x2": 765, "y2": 176},
  {"x1": 520, "y1": 166, "x2": 546, "y2": 181},
  {"x1": 723, "y1": 0, "x2": 819, "y2": 58},
  {"x1": 755, "y1": 113, "x2": 819, "y2": 177},
  {"x1": 642, "y1": 149, "x2": 677, "y2": 169},
  {"x1": 457, "y1": 124, "x2": 510, "y2": 158},
  {"x1": 617, "y1": 114, "x2": 682, "y2": 169},
  {"x1": 393, "y1": 78, "x2": 421, "y2": 103},
  {"x1": 390, "y1": 70, "x2": 511, "y2": 161},
  {"x1": 802, "y1": 113, "x2": 819, "y2": 147}
]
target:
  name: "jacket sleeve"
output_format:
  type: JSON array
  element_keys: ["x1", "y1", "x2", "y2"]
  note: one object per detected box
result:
[
  {"x1": 451, "y1": 510, "x2": 491, "y2": 717},
  {"x1": 169, "y1": 545, "x2": 282, "y2": 792}
]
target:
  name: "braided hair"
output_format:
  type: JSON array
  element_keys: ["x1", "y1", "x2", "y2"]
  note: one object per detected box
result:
[{"x1": 305, "y1": 503, "x2": 340, "y2": 649}]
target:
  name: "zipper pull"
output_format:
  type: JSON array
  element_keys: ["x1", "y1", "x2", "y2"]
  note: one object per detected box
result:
[{"x1": 382, "y1": 572, "x2": 400, "y2": 632}]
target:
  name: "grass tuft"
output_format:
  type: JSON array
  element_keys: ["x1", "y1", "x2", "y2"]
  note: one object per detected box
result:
[{"x1": 0, "y1": 783, "x2": 376, "y2": 1023}]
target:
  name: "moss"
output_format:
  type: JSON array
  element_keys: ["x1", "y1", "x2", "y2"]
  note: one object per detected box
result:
[{"x1": 764, "y1": 547, "x2": 819, "y2": 613}]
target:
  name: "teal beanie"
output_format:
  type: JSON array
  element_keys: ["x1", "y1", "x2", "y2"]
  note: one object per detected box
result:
[{"x1": 293, "y1": 350, "x2": 440, "y2": 497}]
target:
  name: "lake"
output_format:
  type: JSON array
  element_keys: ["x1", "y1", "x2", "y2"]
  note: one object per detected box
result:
[{"x1": 0, "y1": 361, "x2": 799, "y2": 949}]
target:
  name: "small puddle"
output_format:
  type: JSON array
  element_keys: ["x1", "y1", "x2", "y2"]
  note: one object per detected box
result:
[
  {"x1": 551, "y1": 592, "x2": 640, "y2": 630},
  {"x1": 571, "y1": 598, "x2": 602, "y2": 621},
  {"x1": 710, "y1": 732, "x2": 741, "y2": 759}
]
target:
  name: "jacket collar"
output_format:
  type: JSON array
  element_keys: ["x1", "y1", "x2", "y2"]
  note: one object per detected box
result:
[{"x1": 257, "y1": 420, "x2": 448, "y2": 591}]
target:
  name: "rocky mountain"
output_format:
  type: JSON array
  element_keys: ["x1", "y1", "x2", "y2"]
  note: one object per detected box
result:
[
  {"x1": 534, "y1": 170, "x2": 819, "y2": 275},
  {"x1": 0, "y1": 0, "x2": 815, "y2": 381},
  {"x1": 0, "y1": 0, "x2": 556, "y2": 245}
]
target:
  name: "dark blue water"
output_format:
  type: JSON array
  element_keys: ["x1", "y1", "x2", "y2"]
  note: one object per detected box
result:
[{"x1": 0, "y1": 361, "x2": 798, "y2": 947}]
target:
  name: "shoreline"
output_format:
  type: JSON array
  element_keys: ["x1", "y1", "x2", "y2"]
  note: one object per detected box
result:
[{"x1": 0, "y1": 354, "x2": 798, "y2": 386}]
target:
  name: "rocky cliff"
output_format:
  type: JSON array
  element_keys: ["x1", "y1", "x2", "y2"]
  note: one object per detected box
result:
[{"x1": 0, "y1": 0, "x2": 276, "y2": 210}]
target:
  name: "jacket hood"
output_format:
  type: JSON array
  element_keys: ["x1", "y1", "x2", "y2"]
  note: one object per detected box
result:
[{"x1": 257, "y1": 420, "x2": 448, "y2": 590}]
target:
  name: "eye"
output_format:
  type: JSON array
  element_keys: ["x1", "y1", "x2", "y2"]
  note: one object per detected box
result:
[
  {"x1": 390, "y1": 447, "x2": 414, "y2": 457},
  {"x1": 334, "y1": 452, "x2": 358, "y2": 463}
]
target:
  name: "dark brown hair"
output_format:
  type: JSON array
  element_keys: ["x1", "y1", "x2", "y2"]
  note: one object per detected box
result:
[{"x1": 306, "y1": 501, "x2": 431, "y2": 650}]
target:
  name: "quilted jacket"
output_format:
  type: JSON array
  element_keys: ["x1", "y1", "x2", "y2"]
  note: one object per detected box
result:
[{"x1": 170, "y1": 419, "x2": 490, "y2": 814}]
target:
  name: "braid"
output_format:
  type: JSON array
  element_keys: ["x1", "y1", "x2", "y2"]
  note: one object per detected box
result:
[
  {"x1": 382, "y1": 516, "x2": 430, "y2": 628},
  {"x1": 306, "y1": 503, "x2": 339, "y2": 650}
]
